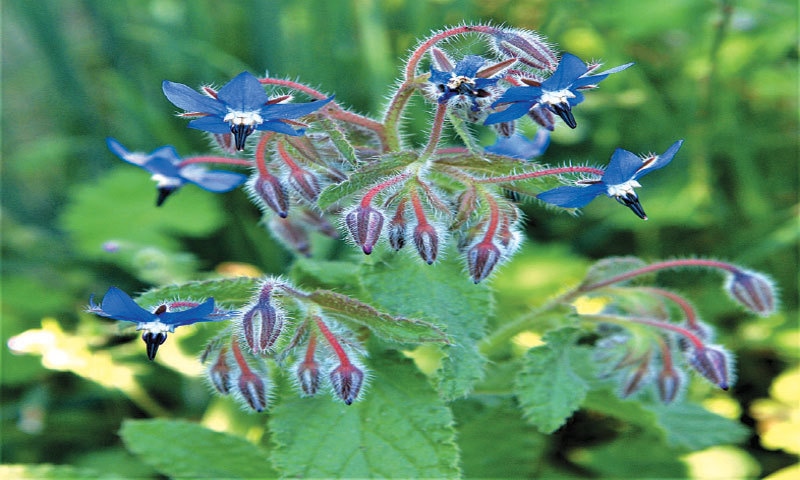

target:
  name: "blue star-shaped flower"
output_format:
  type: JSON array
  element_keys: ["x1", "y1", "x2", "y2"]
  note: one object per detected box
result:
[
  {"x1": 88, "y1": 287, "x2": 233, "y2": 360},
  {"x1": 485, "y1": 129, "x2": 550, "y2": 160},
  {"x1": 537, "y1": 140, "x2": 684, "y2": 219},
  {"x1": 485, "y1": 53, "x2": 633, "y2": 129},
  {"x1": 162, "y1": 71, "x2": 333, "y2": 151},
  {"x1": 107, "y1": 137, "x2": 247, "y2": 206},
  {"x1": 430, "y1": 55, "x2": 500, "y2": 111}
]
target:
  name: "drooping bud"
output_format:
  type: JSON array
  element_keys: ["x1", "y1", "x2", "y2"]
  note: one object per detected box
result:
[
  {"x1": 212, "y1": 133, "x2": 237, "y2": 154},
  {"x1": 329, "y1": 362, "x2": 365, "y2": 405},
  {"x1": 295, "y1": 332, "x2": 321, "y2": 396},
  {"x1": 491, "y1": 28, "x2": 557, "y2": 71},
  {"x1": 248, "y1": 173, "x2": 290, "y2": 218},
  {"x1": 687, "y1": 345, "x2": 733, "y2": 390},
  {"x1": 657, "y1": 367, "x2": 684, "y2": 404},
  {"x1": 236, "y1": 369, "x2": 270, "y2": 412},
  {"x1": 492, "y1": 120, "x2": 515, "y2": 138},
  {"x1": 345, "y1": 205, "x2": 385, "y2": 254},
  {"x1": 725, "y1": 269, "x2": 777, "y2": 317},
  {"x1": 269, "y1": 216, "x2": 311, "y2": 257},
  {"x1": 205, "y1": 346, "x2": 232, "y2": 395},
  {"x1": 620, "y1": 355, "x2": 652, "y2": 398},
  {"x1": 528, "y1": 105, "x2": 556, "y2": 131},
  {"x1": 298, "y1": 209, "x2": 339, "y2": 238},
  {"x1": 240, "y1": 284, "x2": 284, "y2": 355},
  {"x1": 467, "y1": 241, "x2": 502, "y2": 283},
  {"x1": 413, "y1": 223, "x2": 439, "y2": 265},
  {"x1": 388, "y1": 201, "x2": 408, "y2": 251},
  {"x1": 287, "y1": 168, "x2": 322, "y2": 203}
]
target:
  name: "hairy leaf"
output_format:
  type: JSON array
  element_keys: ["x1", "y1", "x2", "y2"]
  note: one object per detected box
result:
[
  {"x1": 514, "y1": 327, "x2": 594, "y2": 433},
  {"x1": 135, "y1": 277, "x2": 260, "y2": 307},
  {"x1": 270, "y1": 354, "x2": 459, "y2": 478},
  {"x1": 120, "y1": 419, "x2": 276, "y2": 478},
  {"x1": 317, "y1": 151, "x2": 417, "y2": 209}
]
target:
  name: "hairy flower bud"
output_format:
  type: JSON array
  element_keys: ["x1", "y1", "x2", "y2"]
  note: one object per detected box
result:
[
  {"x1": 620, "y1": 356, "x2": 651, "y2": 398},
  {"x1": 345, "y1": 205, "x2": 384, "y2": 254},
  {"x1": 413, "y1": 223, "x2": 439, "y2": 265},
  {"x1": 329, "y1": 362, "x2": 365, "y2": 405},
  {"x1": 467, "y1": 241, "x2": 501, "y2": 283},
  {"x1": 688, "y1": 345, "x2": 732, "y2": 390},
  {"x1": 491, "y1": 28, "x2": 557, "y2": 70},
  {"x1": 725, "y1": 269, "x2": 777, "y2": 317},
  {"x1": 657, "y1": 367, "x2": 683, "y2": 404},
  {"x1": 205, "y1": 346, "x2": 232, "y2": 395},
  {"x1": 528, "y1": 105, "x2": 556, "y2": 131},
  {"x1": 269, "y1": 216, "x2": 311, "y2": 257},
  {"x1": 236, "y1": 369, "x2": 270, "y2": 412},
  {"x1": 388, "y1": 204, "x2": 407, "y2": 251},
  {"x1": 296, "y1": 359, "x2": 321, "y2": 396},
  {"x1": 288, "y1": 168, "x2": 322, "y2": 203},
  {"x1": 249, "y1": 173, "x2": 289, "y2": 218},
  {"x1": 240, "y1": 285, "x2": 284, "y2": 355}
]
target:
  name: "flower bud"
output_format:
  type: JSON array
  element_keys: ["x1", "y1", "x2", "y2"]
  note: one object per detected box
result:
[
  {"x1": 345, "y1": 205, "x2": 384, "y2": 254},
  {"x1": 212, "y1": 132, "x2": 237, "y2": 154},
  {"x1": 528, "y1": 105, "x2": 556, "y2": 131},
  {"x1": 413, "y1": 223, "x2": 439, "y2": 265},
  {"x1": 205, "y1": 347, "x2": 232, "y2": 395},
  {"x1": 388, "y1": 203, "x2": 407, "y2": 251},
  {"x1": 296, "y1": 359, "x2": 321, "y2": 396},
  {"x1": 329, "y1": 362, "x2": 365, "y2": 405},
  {"x1": 288, "y1": 168, "x2": 322, "y2": 203},
  {"x1": 657, "y1": 367, "x2": 683, "y2": 404},
  {"x1": 236, "y1": 369, "x2": 270, "y2": 412},
  {"x1": 467, "y1": 241, "x2": 501, "y2": 283},
  {"x1": 298, "y1": 209, "x2": 339, "y2": 238},
  {"x1": 620, "y1": 356, "x2": 651, "y2": 398},
  {"x1": 269, "y1": 216, "x2": 311, "y2": 257},
  {"x1": 491, "y1": 28, "x2": 557, "y2": 70},
  {"x1": 688, "y1": 345, "x2": 732, "y2": 390},
  {"x1": 249, "y1": 173, "x2": 289, "y2": 218},
  {"x1": 240, "y1": 286, "x2": 284, "y2": 355},
  {"x1": 725, "y1": 269, "x2": 777, "y2": 317}
]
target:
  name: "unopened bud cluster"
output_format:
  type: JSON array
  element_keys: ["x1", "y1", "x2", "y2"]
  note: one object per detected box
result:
[{"x1": 201, "y1": 278, "x2": 367, "y2": 411}]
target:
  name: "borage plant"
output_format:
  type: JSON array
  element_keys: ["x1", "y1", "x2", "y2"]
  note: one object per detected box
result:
[{"x1": 88, "y1": 24, "x2": 776, "y2": 478}]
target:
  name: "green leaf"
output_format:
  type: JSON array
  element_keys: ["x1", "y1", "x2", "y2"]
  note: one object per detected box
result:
[
  {"x1": 120, "y1": 419, "x2": 277, "y2": 479},
  {"x1": 0, "y1": 464, "x2": 114, "y2": 479},
  {"x1": 316, "y1": 151, "x2": 417, "y2": 209},
  {"x1": 571, "y1": 432, "x2": 687, "y2": 478},
  {"x1": 649, "y1": 401, "x2": 750, "y2": 450},
  {"x1": 454, "y1": 399, "x2": 548, "y2": 478},
  {"x1": 316, "y1": 116, "x2": 360, "y2": 167},
  {"x1": 62, "y1": 167, "x2": 226, "y2": 258},
  {"x1": 289, "y1": 257, "x2": 361, "y2": 291},
  {"x1": 269, "y1": 354, "x2": 459, "y2": 478},
  {"x1": 360, "y1": 250, "x2": 493, "y2": 399},
  {"x1": 308, "y1": 289, "x2": 449, "y2": 345},
  {"x1": 514, "y1": 328, "x2": 594, "y2": 433},
  {"x1": 135, "y1": 277, "x2": 260, "y2": 307}
]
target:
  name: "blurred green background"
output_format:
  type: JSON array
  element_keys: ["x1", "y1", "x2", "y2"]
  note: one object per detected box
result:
[{"x1": 2, "y1": 0, "x2": 797, "y2": 477}]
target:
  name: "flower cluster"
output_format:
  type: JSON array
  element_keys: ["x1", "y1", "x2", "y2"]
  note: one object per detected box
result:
[{"x1": 91, "y1": 23, "x2": 776, "y2": 411}]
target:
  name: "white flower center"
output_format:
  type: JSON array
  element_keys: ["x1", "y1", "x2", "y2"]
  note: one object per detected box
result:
[
  {"x1": 136, "y1": 320, "x2": 175, "y2": 334},
  {"x1": 540, "y1": 88, "x2": 575, "y2": 106},
  {"x1": 606, "y1": 179, "x2": 642, "y2": 198},
  {"x1": 223, "y1": 110, "x2": 264, "y2": 126},
  {"x1": 151, "y1": 174, "x2": 182, "y2": 188}
]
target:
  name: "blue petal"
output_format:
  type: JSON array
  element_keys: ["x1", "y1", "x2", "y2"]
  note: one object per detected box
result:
[
  {"x1": 256, "y1": 119, "x2": 305, "y2": 136},
  {"x1": 455, "y1": 55, "x2": 486, "y2": 77},
  {"x1": 634, "y1": 140, "x2": 683, "y2": 179},
  {"x1": 484, "y1": 101, "x2": 535, "y2": 125},
  {"x1": 180, "y1": 168, "x2": 247, "y2": 192},
  {"x1": 537, "y1": 184, "x2": 606, "y2": 208},
  {"x1": 485, "y1": 130, "x2": 550, "y2": 160},
  {"x1": 187, "y1": 116, "x2": 232, "y2": 134},
  {"x1": 162, "y1": 81, "x2": 226, "y2": 115},
  {"x1": 260, "y1": 96, "x2": 333, "y2": 122},
  {"x1": 566, "y1": 90, "x2": 586, "y2": 107},
  {"x1": 570, "y1": 73, "x2": 610, "y2": 89},
  {"x1": 429, "y1": 68, "x2": 452, "y2": 85},
  {"x1": 159, "y1": 298, "x2": 216, "y2": 326},
  {"x1": 99, "y1": 287, "x2": 156, "y2": 323},
  {"x1": 603, "y1": 148, "x2": 643, "y2": 185},
  {"x1": 216, "y1": 72, "x2": 270, "y2": 112},
  {"x1": 542, "y1": 53, "x2": 588, "y2": 90},
  {"x1": 107, "y1": 138, "x2": 182, "y2": 177},
  {"x1": 494, "y1": 85, "x2": 541, "y2": 105}
]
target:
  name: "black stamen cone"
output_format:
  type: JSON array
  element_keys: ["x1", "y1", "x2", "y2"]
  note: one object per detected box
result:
[
  {"x1": 142, "y1": 331, "x2": 168, "y2": 361},
  {"x1": 156, "y1": 187, "x2": 177, "y2": 207},
  {"x1": 615, "y1": 192, "x2": 647, "y2": 220},
  {"x1": 549, "y1": 102, "x2": 577, "y2": 129},
  {"x1": 230, "y1": 124, "x2": 255, "y2": 151}
]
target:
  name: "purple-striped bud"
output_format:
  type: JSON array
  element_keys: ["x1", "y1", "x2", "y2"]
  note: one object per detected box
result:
[
  {"x1": 269, "y1": 216, "x2": 311, "y2": 257},
  {"x1": 688, "y1": 345, "x2": 732, "y2": 390},
  {"x1": 236, "y1": 369, "x2": 269, "y2": 412},
  {"x1": 492, "y1": 120, "x2": 515, "y2": 138},
  {"x1": 620, "y1": 356, "x2": 651, "y2": 398},
  {"x1": 298, "y1": 209, "x2": 339, "y2": 238},
  {"x1": 467, "y1": 241, "x2": 501, "y2": 283},
  {"x1": 241, "y1": 286, "x2": 284, "y2": 355},
  {"x1": 206, "y1": 347, "x2": 232, "y2": 395},
  {"x1": 212, "y1": 133, "x2": 237, "y2": 154},
  {"x1": 725, "y1": 269, "x2": 777, "y2": 317},
  {"x1": 296, "y1": 359, "x2": 321, "y2": 396},
  {"x1": 288, "y1": 168, "x2": 322, "y2": 203},
  {"x1": 345, "y1": 205, "x2": 384, "y2": 254},
  {"x1": 249, "y1": 173, "x2": 289, "y2": 218},
  {"x1": 491, "y1": 28, "x2": 557, "y2": 70},
  {"x1": 388, "y1": 203, "x2": 407, "y2": 251},
  {"x1": 657, "y1": 367, "x2": 683, "y2": 404},
  {"x1": 413, "y1": 223, "x2": 439, "y2": 265},
  {"x1": 528, "y1": 104, "x2": 556, "y2": 131},
  {"x1": 329, "y1": 362, "x2": 365, "y2": 405}
]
